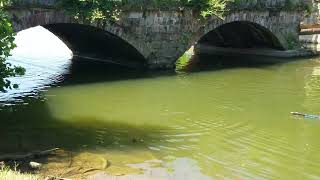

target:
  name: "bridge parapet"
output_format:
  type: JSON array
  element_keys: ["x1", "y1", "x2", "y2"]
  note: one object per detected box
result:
[
  {"x1": 9, "y1": 0, "x2": 56, "y2": 8},
  {"x1": 229, "y1": 0, "x2": 308, "y2": 10},
  {"x1": 9, "y1": 0, "x2": 310, "y2": 10}
]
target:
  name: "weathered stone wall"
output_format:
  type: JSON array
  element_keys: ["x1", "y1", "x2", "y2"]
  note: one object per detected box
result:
[
  {"x1": 8, "y1": 6, "x2": 303, "y2": 69},
  {"x1": 11, "y1": 0, "x2": 307, "y2": 10},
  {"x1": 230, "y1": 0, "x2": 306, "y2": 9},
  {"x1": 203, "y1": 11, "x2": 302, "y2": 49},
  {"x1": 122, "y1": 10, "x2": 301, "y2": 68}
]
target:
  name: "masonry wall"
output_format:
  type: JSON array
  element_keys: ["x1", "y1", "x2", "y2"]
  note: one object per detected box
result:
[
  {"x1": 119, "y1": 10, "x2": 302, "y2": 68},
  {"x1": 8, "y1": 7, "x2": 303, "y2": 69},
  {"x1": 230, "y1": 0, "x2": 306, "y2": 9}
]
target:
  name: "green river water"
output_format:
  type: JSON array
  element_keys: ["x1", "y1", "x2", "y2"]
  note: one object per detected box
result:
[{"x1": 1, "y1": 27, "x2": 320, "y2": 179}]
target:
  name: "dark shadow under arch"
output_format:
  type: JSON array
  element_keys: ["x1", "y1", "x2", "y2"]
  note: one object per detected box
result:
[
  {"x1": 43, "y1": 23, "x2": 147, "y2": 69},
  {"x1": 176, "y1": 21, "x2": 289, "y2": 72},
  {"x1": 199, "y1": 21, "x2": 284, "y2": 50}
]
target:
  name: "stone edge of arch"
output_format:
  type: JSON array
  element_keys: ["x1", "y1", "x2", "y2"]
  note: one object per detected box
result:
[{"x1": 9, "y1": 10, "x2": 150, "y2": 60}]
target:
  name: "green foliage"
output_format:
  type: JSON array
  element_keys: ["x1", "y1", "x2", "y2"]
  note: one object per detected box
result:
[
  {"x1": 57, "y1": 0, "x2": 123, "y2": 22},
  {"x1": 303, "y1": 3, "x2": 313, "y2": 16},
  {"x1": 188, "y1": 0, "x2": 233, "y2": 18},
  {"x1": 286, "y1": 32, "x2": 299, "y2": 50},
  {"x1": 57, "y1": 0, "x2": 233, "y2": 22},
  {"x1": 176, "y1": 52, "x2": 191, "y2": 72},
  {"x1": 0, "y1": 0, "x2": 11, "y2": 7},
  {"x1": 0, "y1": 1, "x2": 25, "y2": 92}
]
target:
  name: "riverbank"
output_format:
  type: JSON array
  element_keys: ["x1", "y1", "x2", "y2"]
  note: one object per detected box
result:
[{"x1": 0, "y1": 147, "x2": 164, "y2": 180}]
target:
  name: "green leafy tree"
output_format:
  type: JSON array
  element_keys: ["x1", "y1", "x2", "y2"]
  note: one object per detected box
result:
[
  {"x1": 187, "y1": 0, "x2": 233, "y2": 19},
  {"x1": 0, "y1": 1, "x2": 25, "y2": 92}
]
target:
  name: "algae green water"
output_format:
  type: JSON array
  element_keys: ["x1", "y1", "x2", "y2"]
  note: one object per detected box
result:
[
  {"x1": 1, "y1": 28, "x2": 320, "y2": 179},
  {"x1": 1, "y1": 55, "x2": 320, "y2": 179}
]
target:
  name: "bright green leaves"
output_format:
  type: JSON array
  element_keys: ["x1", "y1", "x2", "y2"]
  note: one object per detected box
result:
[
  {"x1": 0, "y1": 2, "x2": 25, "y2": 92},
  {"x1": 198, "y1": 0, "x2": 233, "y2": 19},
  {"x1": 0, "y1": 0, "x2": 11, "y2": 7},
  {"x1": 58, "y1": 0, "x2": 123, "y2": 22}
]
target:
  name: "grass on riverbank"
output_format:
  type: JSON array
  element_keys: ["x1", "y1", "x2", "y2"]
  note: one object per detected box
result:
[{"x1": 0, "y1": 166, "x2": 39, "y2": 180}]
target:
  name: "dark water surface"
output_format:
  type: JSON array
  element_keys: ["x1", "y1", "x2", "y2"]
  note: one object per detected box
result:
[{"x1": 1, "y1": 27, "x2": 320, "y2": 179}]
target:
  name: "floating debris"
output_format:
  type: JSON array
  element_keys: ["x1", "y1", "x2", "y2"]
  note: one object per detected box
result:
[{"x1": 291, "y1": 112, "x2": 320, "y2": 119}]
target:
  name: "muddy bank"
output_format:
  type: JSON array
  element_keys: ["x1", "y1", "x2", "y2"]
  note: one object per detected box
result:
[{"x1": 1, "y1": 148, "x2": 165, "y2": 180}]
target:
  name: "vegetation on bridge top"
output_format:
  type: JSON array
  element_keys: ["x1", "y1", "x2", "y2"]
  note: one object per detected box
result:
[
  {"x1": 56, "y1": 0, "x2": 232, "y2": 22},
  {"x1": 56, "y1": 0, "x2": 310, "y2": 22}
]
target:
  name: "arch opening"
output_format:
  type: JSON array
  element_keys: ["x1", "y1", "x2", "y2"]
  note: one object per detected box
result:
[
  {"x1": 42, "y1": 23, "x2": 147, "y2": 69},
  {"x1": 198, "y1": 21, "x2": 284, "y2": 50},
  {"x1": 3, "y1": 26, "x2": 73, "y2": 98},
  {"x1": 176, "y1": 21, "x2": 286, "y2": 72}
]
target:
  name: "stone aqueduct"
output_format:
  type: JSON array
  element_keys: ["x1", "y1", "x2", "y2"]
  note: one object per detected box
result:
[{"x1": 7, "y1": 1, "x2": 307, "y2": 69}]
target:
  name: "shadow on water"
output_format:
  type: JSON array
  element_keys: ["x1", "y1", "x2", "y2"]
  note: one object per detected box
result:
[
  {"x1": 0, "y1": 52, "x2": 312, "y2": 154},
  {"x1": 60, "y1": 56, "x2": 176, "y2": 86},
  {"x1": 176, "y1": 52, "x2": 315, "y2": 73},
  {"x1": 0, "y1": 97, "x2": 170, "y2": 150},
  {"x1": 0, "y1": 55, "x2": 175, "y2": 173},
  {"x1": 0, "y1": 96, "x2": 171, "y2": 175},
  {"x1": 62, "y1": 53, "x2": 310, "y2": 87},
  {"x1": 0, "y1": 50, "x2": 317, "y2": 177}
]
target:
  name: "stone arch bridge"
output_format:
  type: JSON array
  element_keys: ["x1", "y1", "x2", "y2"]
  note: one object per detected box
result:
[{"x1": 7, "y1": 1, "x2": 305, "y2": 69}]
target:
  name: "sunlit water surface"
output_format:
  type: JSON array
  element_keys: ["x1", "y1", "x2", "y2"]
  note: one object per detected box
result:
[{"x1": 1, "y1": 27, "x2": 320, "y2": 179}]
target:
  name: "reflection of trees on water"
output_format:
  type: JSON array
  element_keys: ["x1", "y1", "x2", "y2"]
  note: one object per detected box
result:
[{"x1": 303, "y1": 65, "x2": 320, "y2": 112}]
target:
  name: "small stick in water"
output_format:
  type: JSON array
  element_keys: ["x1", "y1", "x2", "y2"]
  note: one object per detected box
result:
[
  {"x1": 291, "y1": 112, "x2": 320, "y2": 119},
  {"x1": 291, "y1": 112, "x2": 304, "y2": 116}
]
